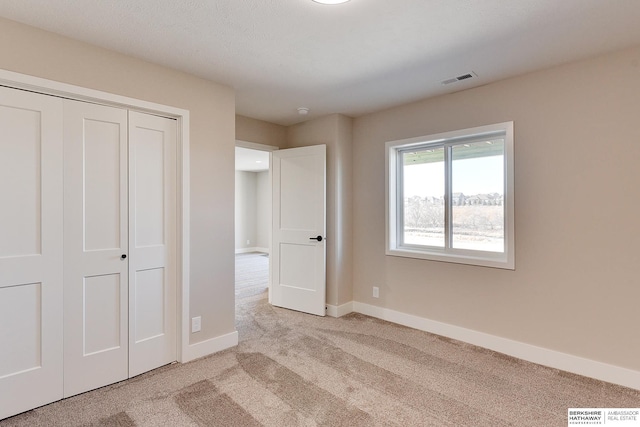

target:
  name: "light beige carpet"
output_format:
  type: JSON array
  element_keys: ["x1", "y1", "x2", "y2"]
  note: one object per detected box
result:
[{"x1": 2, "y1": 254, "x2": 638, "y2": 426}]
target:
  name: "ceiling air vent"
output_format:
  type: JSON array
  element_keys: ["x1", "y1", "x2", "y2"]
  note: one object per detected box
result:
[{"x1": 441, "y1": 72, "x2": 477, "y2": 85}]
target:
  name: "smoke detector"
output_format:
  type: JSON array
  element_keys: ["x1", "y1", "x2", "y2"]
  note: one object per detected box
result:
[{"x1": 297, "y1": 107, "x2": 309, "y2": 115}]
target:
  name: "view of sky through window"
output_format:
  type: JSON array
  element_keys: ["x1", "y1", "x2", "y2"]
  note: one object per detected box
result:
[{"x1": 401, "y1": 139, "x2": 505, "y2": 252}]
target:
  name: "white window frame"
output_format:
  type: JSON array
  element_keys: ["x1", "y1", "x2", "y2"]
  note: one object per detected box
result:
[{"x1": 386, "y1": 122, "x2": 515, "y2": 270}]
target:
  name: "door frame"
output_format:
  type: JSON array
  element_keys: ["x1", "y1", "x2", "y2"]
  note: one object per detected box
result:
[{"x1": 0, "y1": 69, "x2": 192, "y2": 363}]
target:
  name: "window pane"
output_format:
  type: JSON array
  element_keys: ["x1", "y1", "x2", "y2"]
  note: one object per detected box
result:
[
  {"x1": 401, "y1": 147, "x2": 445, "y2": 247},
  {"x1": 451, "y1": 139, "x2": 504, "y2": 252}
]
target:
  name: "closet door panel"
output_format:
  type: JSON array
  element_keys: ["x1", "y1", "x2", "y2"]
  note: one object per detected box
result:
[
  {"x1": 83, "y1": 118, "x2": 123, "y2": 251},
  {"x1": 0, "y1": 87, "x2": 63, "y2": 420},
  {"x1": 0, "y1": 104, "x2": 41, "y2": 257},
  {"x1": 128, "y1": 111, "x2": 177, "y2": 377},
  {"x1": 63, "y1": 100, "x2": 129, "y2": 398}
]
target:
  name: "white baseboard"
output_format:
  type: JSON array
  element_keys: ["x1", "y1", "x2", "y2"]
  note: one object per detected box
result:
[
  {"x1": 181, "y1": 330, "x2": 238, "y2": 363},
  {"x1": 235, "y1": 247, "x2": 269, "y2": 254},
  {"x1": 352, "y1": 302, "x2": 640, "y2": 391},
  {"x1": 326, "y1": 301, "x2": 354, "y2": 318},
  {"x1": 235, "y1": 247, "x2": 258, "y2": 254}
]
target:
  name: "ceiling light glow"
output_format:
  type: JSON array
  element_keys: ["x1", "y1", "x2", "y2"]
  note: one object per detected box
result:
[{"x1": 312, "y1": 0, "x2": 350, "y2": 4}]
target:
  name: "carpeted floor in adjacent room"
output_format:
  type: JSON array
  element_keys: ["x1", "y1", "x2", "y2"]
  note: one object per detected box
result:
[{"x1": 1, "y1": 252, "x2": 638, "y2": 426}]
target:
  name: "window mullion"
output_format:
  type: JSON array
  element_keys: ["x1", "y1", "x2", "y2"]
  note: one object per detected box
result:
[{"x1": 444, "y1": 144, "x2": 452, "y2": 250}]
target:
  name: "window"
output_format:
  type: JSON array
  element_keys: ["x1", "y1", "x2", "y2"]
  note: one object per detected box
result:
[{"x1": 386, "y1": 122, "x2": 514, "y2": 269}]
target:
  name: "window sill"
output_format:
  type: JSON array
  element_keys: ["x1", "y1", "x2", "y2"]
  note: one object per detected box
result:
[{"x1": 386, "y1": 247, "x2": 514, "y2": 270}]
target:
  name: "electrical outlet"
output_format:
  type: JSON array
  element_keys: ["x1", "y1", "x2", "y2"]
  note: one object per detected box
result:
[
  {"x1": 191, "y1": 316, "x2": 202, "y2": 333},
  {"x1": 373, "y1": 287, "x2": 379, "y2": 298}
]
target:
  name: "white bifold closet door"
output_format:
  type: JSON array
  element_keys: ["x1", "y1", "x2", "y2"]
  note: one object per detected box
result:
[
  {"x1": 0, "y1": 87, "x2": 64, "y2": 419},
  {"x1": 63, "y1": 101, "x2": 130, "y2": 397},
  {"x1": 0, "y1": 88, "x2": 177, "y2": 417},
  {"x1": 63, "y1": 101, "x2": 177, "y2": 397},
  {"x1": 127, "y1": 111, "x2": 177, "y2": 378}
]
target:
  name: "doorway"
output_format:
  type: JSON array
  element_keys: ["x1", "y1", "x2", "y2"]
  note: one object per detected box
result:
[
  {"x1": 234, "y1": 142, "x2": 277, "y2": 309},
  {"x1": 234, "y1": 142, "x2": 327, "y2": 318}
]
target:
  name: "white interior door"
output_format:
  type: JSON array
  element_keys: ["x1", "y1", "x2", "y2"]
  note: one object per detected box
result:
[
  {"x1": 271, "y1": 145, "x2": 326, "y2": 316},
  {"x1": 128, "y1": 111, "x2": 177, "y2": 377},
  {"x1": 63, "y1": 100, "x2": 129, "y2": 397},
  {"x1": 0, "y1": 87, "x2": 64, "y2": 419}
]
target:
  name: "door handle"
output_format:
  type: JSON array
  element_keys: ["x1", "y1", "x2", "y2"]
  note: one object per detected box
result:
[
  {"x1": 121, "y1": 254, "x2": 127, "y2": 259},
  {"x1": 309, "y1": 236, "x2": 323, "y2": 242}
]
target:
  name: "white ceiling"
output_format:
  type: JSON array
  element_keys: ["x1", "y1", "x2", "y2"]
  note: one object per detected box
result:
[
  {"x1": 2, "y1": 0, "x2": 640, "y2": 125},
  {"x1": 236, "y1": 147, "x2": 270, "y2": 172}
]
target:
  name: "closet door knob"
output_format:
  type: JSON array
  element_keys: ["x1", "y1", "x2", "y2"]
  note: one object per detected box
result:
[{"x1": 121, "y1": 254, "x2": 127, "y2": 259}]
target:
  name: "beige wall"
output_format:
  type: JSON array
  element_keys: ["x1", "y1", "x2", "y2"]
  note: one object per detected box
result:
[
  {"x1": 235, "y1": 171, "x2": 258, "y2": 251},
  {"x1": 352, "y1": 46, "x2": 640, "y2": 371},
  {"x1": 0, "y1": 17, "x2": 236, "y2": 344},
  {"x1": 236, "y1": 115, "x2": 287, "y2": 148},
  {"x1": 234, "y1": 170, "x2": 270, "y2": 252},
  {"x1": 287, "y1": 114, "x2": 354, "y2": 307},
  {"x1": 256, "y1": 171, "x2": 271, "y2": 249}
]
